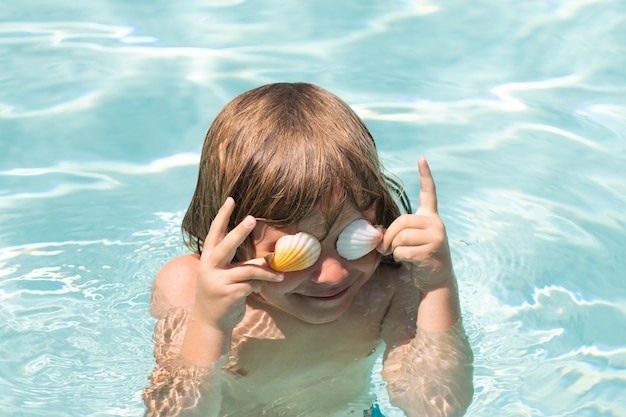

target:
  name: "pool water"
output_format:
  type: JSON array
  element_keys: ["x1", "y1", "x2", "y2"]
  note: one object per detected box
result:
[{"x1": 2, "y1": 0, "x2": 625, "y2": 416}]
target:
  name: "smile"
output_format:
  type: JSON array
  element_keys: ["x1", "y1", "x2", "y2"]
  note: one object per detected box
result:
[{"x1": 302, "y1": 286, "x2": 351, "y2": 301}]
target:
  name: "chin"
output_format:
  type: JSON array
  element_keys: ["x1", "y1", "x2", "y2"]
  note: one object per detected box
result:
[
  {"x1": 294, "y1": 309, "x2": 346, "y2": 325},
  {"x1": 288, "y1": 291, "x2": 357, "y2": 324}
]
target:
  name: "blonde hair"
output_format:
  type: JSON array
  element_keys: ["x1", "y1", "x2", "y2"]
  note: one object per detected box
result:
[{"x1": 182, "y1": 82, "x2": 410, "y2": 262}]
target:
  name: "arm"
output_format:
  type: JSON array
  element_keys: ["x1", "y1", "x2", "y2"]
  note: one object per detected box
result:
[
  {"x1": 380, "y1": 270, "x2": 473, "y2": 417},
  {"x1": 143, "y1": 296, "x2": 223, "y2": 417},
  {"x1": 143, "y1": 255, "x2": 224, "y2": 417},
  {"x1": 378, "y1": 158, "x2": 474, "y2": 417},
  {"x1": 143, "y1": 198, "x2": 283, "y2": 416}
]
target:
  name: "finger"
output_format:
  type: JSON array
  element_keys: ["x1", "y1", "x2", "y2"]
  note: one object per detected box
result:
[
  {"x1": 224, "y1": 259, "x2": 285, "y2": 284},
  {"x1": 416, "y1": 157, "x2": 438, "y2": 215},
  {"x1": 377, "y1": 214, "x2": 430, "y2": 255},
  {"x1": 377, "y1": 218, "x2": 401, "y2": 256},
  {"x1": 204, "y1": 197, "x2": 236, "y2": 250},
  {"x1": 389, "y1": 228, "x2": 433, "y2": 250},
  {"x1": 391, "y1": 245, "x2": 431, "y2": 263},
  {"x1": 209, "y1": 215, "x2": 257, "y2": 267}
]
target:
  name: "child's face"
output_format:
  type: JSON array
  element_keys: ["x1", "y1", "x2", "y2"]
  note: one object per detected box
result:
[{"x1": 252, "y1": 204, "x2": 380, "y2": 324}]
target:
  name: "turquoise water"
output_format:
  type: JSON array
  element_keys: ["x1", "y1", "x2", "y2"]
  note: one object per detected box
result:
[{"x1": 2, "y1": 0, "x2": 626, "y2": 416}]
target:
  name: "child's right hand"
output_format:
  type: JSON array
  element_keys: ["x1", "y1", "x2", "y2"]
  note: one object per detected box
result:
[{"x1": 192, "y1": 197, "x2": 284, "y2": 334}]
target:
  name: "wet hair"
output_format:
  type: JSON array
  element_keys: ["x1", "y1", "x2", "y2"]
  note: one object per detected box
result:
[{"x1": 182, "y1": 82, "x2": 411, "y2": 262}]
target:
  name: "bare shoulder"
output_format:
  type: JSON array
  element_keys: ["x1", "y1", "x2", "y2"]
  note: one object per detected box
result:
[{"x1": 150, "y1": 253, "x2": 200, "y2": 318}]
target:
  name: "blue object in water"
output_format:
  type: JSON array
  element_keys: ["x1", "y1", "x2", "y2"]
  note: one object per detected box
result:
[{"x1": 363, "y1": 403, "x2": 385, "y2": 417}]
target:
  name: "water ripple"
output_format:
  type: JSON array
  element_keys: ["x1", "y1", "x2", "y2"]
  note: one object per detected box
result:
[
  {"x1": 0, "y1": 152, "x2": 199, "y2": 207},
  {"x1": 0, "y1": 214, "x2": 184, "y2": 415},
  {"x1": 2, "y1": 1, "x2": 626, "y2": 415}
]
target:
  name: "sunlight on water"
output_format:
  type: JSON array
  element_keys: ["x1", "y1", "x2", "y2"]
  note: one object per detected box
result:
[
  {"x1": 0, "y1": 153, "x2": 198, "y2": 207},
  {"x1": 1, "y1": 0, "x2": 626, "y2": 416}
]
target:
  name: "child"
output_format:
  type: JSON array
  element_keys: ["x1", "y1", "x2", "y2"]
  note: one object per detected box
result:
[{"x1": 143, "y1": 82, "x2": 473, "y2": 417}]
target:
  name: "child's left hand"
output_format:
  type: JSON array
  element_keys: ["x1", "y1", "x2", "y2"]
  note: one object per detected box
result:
[{"x1": 378, "y1": 157, "x2": 454, "y2": 291}]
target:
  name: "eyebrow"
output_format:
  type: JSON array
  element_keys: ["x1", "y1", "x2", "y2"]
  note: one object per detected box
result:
[
  {"x1": 296, "y1": 217, "x2": 329, "y2": 241},
  {"x1": 303, "y1": 225, "x2": 329, "y2": 241},
  {"x1": 256, "y1": 207, "x2": 366, "y2": 243},
  {"x1": 300, "y1": 208, "x2": 365, "y2": 242}
]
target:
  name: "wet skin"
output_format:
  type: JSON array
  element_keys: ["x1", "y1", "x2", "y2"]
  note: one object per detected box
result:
[{"x1": 251, "y1": 204, "x2": 381, "y2": 324}]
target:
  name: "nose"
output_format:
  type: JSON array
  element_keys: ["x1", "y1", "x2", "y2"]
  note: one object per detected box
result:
[{"x1": 312, "y1": 255, "x2": 349, "y2": 284}]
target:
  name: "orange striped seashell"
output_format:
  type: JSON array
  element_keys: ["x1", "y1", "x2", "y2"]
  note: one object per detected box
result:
[{"x1": 265, "y1": 232, "x2": 321, "y2": 272}]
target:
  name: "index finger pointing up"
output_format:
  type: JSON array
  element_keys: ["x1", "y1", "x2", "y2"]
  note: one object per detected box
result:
[{"x1": 416, "y1": 156, "x2": 438, "y2": 215}]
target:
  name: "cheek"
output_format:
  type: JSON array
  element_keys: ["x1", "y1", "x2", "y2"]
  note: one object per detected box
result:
[
  {"x1": 349, "y1": 250, "x2": 381, "y2": 274},
  {"x1": 258, "y1": 274, "x2": 302, "y2": 296}
]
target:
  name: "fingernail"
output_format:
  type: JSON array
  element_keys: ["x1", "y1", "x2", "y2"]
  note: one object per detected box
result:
[
  {"x1": 223, "y1": 197, "x2": 235, "y2": 208},
  {"x1": 243, "y1": 216, "x2": 255, "y2": 228},
  {"x1": 275, "y1": 272, "x2": 284, "y2": 281}
]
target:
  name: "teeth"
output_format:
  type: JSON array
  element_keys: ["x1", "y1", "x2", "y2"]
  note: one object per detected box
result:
[
  {"x1": 265, "y1": 232, "x2": 321, "y2": 272},
  {"x1": 336, "y1": 219, "x2": 383, "y2": 261}
]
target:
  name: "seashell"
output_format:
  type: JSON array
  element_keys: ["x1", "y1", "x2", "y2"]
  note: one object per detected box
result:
[
  {"x1": 265, "y1": 232, "x2": 322, "y2": 272},
  {"x1": 336, "y1": 219, "x2": 383, "y2": 261}
]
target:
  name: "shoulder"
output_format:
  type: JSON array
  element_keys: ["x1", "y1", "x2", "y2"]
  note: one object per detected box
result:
[{"x1": 150, "y1": 253, "x2": 200, "y2": 318}]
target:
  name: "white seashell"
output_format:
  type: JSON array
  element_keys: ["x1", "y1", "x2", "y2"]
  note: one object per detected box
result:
[
  {"x1": 265, "y1": 232, "x2": 321, "y2": 272},
  {"x1": 336, "y1": 219, "x2": 383, "y2": 261}
]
